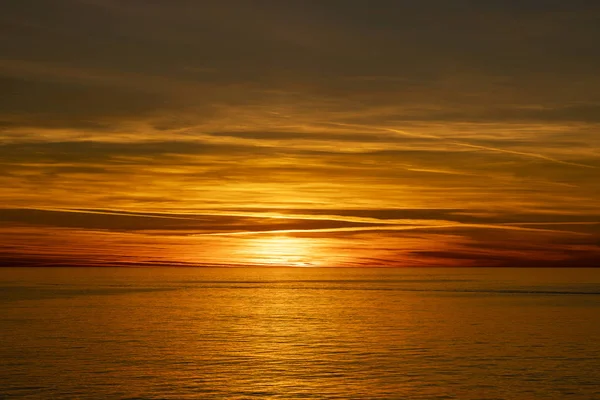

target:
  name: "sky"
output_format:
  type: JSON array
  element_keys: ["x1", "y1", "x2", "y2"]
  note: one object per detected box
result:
[{"x1": 1, "y1": 0, "x2": 599, "y2": 267}]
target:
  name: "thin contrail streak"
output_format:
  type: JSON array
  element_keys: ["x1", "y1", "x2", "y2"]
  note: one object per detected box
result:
[
  {"x1": 385, "y1": 128, "x2": 597, "y2": 169},
  {"x1": 452, "y1": 142, "x2": 597, "y2": 169},
  {"x1": 324, "y1": 121, "x2": 596, "y2": 169}
]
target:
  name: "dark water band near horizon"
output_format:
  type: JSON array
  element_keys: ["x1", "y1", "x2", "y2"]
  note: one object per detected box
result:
[{"x1": 1, "y1": 267, "x2": 600, "y2": 399}]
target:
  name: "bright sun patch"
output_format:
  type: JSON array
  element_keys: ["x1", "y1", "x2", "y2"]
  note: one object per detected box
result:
[{"x1": 242, "y1": 236, "x2": 320, "y2": 267}]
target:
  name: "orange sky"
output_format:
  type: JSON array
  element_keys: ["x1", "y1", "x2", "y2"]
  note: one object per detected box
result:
[{"x1": 1, "y1": 1, "x2": 599, "y2": 267}]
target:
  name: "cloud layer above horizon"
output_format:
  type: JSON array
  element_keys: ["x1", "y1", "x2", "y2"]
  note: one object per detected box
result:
[{"x1": 1, "y1": 0, "x2": 599, "y2": 267}]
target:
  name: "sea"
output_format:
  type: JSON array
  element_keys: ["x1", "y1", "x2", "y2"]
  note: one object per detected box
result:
[{"x1": 1, "y1": 267, "x2": 599, "y2": 399}]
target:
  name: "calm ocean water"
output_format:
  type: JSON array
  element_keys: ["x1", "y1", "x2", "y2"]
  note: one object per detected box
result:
[{"x1": 1, "y1": 267, "x2": 599, "y2": 399}]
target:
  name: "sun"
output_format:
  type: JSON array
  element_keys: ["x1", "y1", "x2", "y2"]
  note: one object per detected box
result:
[{"x1": 242, "y1": 235, "x2": 320, "y2": 267}]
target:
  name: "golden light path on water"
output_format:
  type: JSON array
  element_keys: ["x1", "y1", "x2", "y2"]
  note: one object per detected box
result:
[{"x1": 2, "y1": 268, "x2": 600, "y2": 399}]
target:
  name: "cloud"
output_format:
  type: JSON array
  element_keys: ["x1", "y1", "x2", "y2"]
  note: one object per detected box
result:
[
  {"x1": 1, "y1": 1, "x2": 599, "y2": 267},
  {"x1": 0, "y1": 208, "x2": 390, "y2": 234}
]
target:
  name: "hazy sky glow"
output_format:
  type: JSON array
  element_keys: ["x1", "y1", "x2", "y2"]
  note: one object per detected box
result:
[{"x1": 1, "y1": 0, "x2": 599, "y2": 267}]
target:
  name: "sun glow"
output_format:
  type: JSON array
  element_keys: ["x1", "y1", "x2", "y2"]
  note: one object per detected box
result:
[{"x1": 242, "y1": 235, "x2": 320, "y2": 267}]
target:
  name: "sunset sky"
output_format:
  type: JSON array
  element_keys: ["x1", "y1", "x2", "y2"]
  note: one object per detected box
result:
[{"x1": 1, "y1": 0, "x2": 599, "y2": 267}]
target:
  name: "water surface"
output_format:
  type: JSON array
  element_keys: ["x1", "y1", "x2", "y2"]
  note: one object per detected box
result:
[{"x1": 1, "y1": 267, "x2": 599, "y2": 399}]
